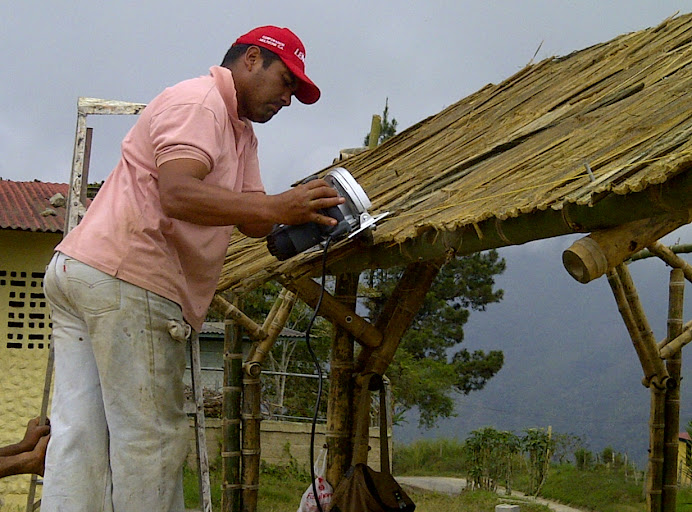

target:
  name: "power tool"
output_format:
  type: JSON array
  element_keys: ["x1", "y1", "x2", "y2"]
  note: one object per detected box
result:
[{"x1": 266, "y1": 167, "x2": 388, "y2": 260}]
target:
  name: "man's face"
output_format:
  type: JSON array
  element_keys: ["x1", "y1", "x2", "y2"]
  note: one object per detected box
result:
[{"x1": 238, "y1": 55, "x2": 298, "y2": 123}]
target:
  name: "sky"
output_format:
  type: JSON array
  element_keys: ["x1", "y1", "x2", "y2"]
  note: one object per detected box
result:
[{"x1": 4, "y1": 0, "x2": 692, "y2": 463}]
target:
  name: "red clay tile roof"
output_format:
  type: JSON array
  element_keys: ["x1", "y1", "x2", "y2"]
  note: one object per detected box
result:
[{"x1": 0, "y1": 180, "x2": 69, "y2": 233}]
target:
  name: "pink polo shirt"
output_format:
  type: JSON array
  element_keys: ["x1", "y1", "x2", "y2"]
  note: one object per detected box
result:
[{"x1": 57, "y1": 66, "x2": 264, "y2": 330}]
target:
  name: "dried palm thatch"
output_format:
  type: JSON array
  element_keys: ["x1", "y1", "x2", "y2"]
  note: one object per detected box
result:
[{"x1": 218, "y1": 12, "x2": 692, "y2": 295}]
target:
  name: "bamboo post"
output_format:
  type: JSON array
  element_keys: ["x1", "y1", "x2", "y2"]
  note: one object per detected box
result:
[
  {"x1": 662, "y1": 268, "x2": 684, "y2": 512},
  {"x1": 241, "y1": 369, "x2": 262, "y2": 512},
  {"x1": 649, "y1": 387, "x2": 666, "y2": 512},
  {"x1": 357, "y1": 260, "x2": 443, "y2": 375},
  {"x1": 325, "y1": 273, "x2": 358, "y2": 487},
  {"x1": 562, "y1": 213, "x2": 690, "y2": 283},
  {"x1": 222, "y1": 306, "x2": 243, "y2": 512},
  {"x1": 368, "y1": 114, "x2": 382, "y2": 149},
  {"x1": 615, "y1": 264, "x2": 669, "y2": 389}
]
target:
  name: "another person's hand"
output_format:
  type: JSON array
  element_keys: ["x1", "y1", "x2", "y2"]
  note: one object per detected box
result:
[
  {"x1": 24, "y1": 434, "x2": 50, "y2": 476},
  {"x1": 19, "y1": 417, "x2": 50, "y2": 453}
]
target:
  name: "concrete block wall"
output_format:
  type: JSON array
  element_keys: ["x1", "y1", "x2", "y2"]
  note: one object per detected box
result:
[{"x1": 187, "y1": 418, "x2": 390, "y2": 473}]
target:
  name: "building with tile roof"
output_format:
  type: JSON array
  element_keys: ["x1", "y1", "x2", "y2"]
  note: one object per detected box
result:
[{"x1": 0, "y1": 180, "x2": 67, "y2": 507}]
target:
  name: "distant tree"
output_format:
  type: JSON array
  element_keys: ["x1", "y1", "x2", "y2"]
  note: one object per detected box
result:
[
  {"x1": 362, "y1": 252, "x2": 505, "y2": 428},
  {"x1": 363, "y1": 99, "x2": 398, "y2": 146},
  {"x1": 552, "y1": 433, "x2": 586, "y2": 464},
  {"x1": 575, "y1": 448, "x2": 594, "y2": 470},
  {"x1": 359, "y1": 100, "x2": 505, "y2": 427}
]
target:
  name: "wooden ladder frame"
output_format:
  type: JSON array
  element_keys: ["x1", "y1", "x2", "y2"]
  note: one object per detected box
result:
[{"x1": 26, "y1": 97, "x2": 213, "y2": 512}]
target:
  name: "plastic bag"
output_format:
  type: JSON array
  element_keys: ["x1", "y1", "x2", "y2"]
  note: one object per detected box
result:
[{"x1": 297, "y1": 448, "x2": 333, "y2": 512}]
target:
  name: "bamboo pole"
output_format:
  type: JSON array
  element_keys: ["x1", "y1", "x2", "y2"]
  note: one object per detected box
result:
[
  {"x1": 211, "y1": 294, "x2": 266, "y2": 341},
  {"x1": 357, "y1": 260, "x2": 443, "y2": 375},
  {"x1": 606, "y1": 269, "x2": 658, "y2": 383},
  {"x1": 662, "y1": 268, "x2": 684, "y2": 512},
  {"x1": 241, "y1": 369, "x2": 262, "y2": 512},
  {"x1": 562, "y1": 213, "x2": 690, "y2": 283},
  {"x1": 246, "y1": 290, "x2": 296, "y2": 375},
  {"x1": 325, "y1": 273, "x2": 359, "y2": 487},
  {"x1": 222, "y1": 308, "x2": 243, "y2": 512},
  {"x1": 649, "y1": 240, "x2": 692, "y2": 285},
  {"x1": 660, "y1": 324, "x2": 692, "y2": 359},
  {"x1": 286, "y1": 277, "x2": 382, "y2": 348},
  {"x1": 615, "y1": 264, "x2": 669, "y2": 389},
  {"x1": 367, "y1": 115, "x2": 382, "y2": 149},
  {"x1": 261, "y1": 287, "x2": 287, "y2": 333},
  {"x1": 649, "y1": 387, "x2": 666, "y2": 512}
]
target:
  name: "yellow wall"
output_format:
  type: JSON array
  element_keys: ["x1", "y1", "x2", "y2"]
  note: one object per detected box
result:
[{"x1": 0, "y1": 230, "x2": 60, "y2": 509}]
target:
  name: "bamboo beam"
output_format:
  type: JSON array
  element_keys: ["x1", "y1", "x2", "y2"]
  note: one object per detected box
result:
[
  {"x1": 630, "y1": 244, "x2": 692, "y2": 264},
  {"x1": 222, "y1": 311, "x2": 243, "y2": 512},
  {"x1": 325, "y1": 274, "x2": 358, "y2": 487},
  {"x1": 246, "y1": 290, "x2": 296, "y2": 375},
  {"x1": 241, "y1": 370, "x2": 262, "y2": 512},
  {"x1": 615, "y1": 264, "x2": 670, "y2": 389},
  {"x1": 261, "y1": 287, "x2": 287, "y2": 333},
  {"x1": 321, "y1": 171, "x2": 692, "y2": 276},
  {"x1": 285, "y1": 277, "x2": 382, "y2": 348},
  {"x1": 562, "y1": 213, "x2": 690, "y2": 283},
  {"x1": 211, "y1": 294, "x2": 266, "y2": 341},
  {"x1": 648, "y1": 241, "x2": 692, "y2": 284},
  {"x1": 658, "y1": 320, "x2": 692, "y2": 353},
  {"x1": 356, "y1": 260, "x2": 443, "y2": 375},
  {"x1": 662, "y1": 268, "x2": 684, "y2": 512},
  {"x1": 606, "y1": 269, "x2": 658, "y2": 382}
]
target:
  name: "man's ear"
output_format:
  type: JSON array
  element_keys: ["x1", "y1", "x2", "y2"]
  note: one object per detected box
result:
[{"x1": 244, "y1": 46, "x2": 262, "y2": 71}]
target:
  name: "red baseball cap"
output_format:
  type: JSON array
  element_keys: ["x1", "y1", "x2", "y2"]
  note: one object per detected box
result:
[{"x1": 234, "y1": 26, "x2": 321, "y2": 105}]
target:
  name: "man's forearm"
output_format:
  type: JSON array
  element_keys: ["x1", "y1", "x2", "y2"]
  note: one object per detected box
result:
[{"x1": 0, "y1": 441, "x2": 28, "y2": 458}]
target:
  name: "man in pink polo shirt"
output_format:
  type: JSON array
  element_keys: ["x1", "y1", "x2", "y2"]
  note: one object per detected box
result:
[{"x1": 41, "y1": 26, "x2": 342, "y2": 511}]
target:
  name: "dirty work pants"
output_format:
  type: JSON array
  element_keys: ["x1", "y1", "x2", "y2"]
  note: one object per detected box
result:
[{"x1": 41, "y1": 252, "x2": 189, "y2": 512}]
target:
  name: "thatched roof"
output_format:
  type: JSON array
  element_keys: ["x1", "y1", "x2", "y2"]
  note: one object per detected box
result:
[{"x1": 218, "y1": 12, "x2": 692, "y2": 294}]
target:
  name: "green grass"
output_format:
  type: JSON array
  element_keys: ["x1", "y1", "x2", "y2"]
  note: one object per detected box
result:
[
  {"x1": 182, "y1": 441, "x2": 692, "y2": 512},
  {"x1": 518, "y1": 464, "x2": 646, "y2": 512},
  {"x1": 182, "y1": 460, "x2": 552, "y2": 512}
]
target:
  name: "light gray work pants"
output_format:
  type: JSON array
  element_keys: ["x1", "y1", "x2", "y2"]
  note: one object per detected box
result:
[{"x1": 41, "y1": 252, "x2": 189, "y2": 512}]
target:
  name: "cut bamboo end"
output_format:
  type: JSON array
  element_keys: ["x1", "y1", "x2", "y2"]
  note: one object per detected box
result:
[{"x1": 562, "y1": 236, "x2": 608, "y2": 283}]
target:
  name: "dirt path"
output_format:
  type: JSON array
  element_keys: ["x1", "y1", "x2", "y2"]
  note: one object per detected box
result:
[{"x1": 396, "y1": 476, "x2": 586, "y2": 512}]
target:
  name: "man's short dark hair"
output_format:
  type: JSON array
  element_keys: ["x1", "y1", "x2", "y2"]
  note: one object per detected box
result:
[{"x1": 221, "y1": 44, "x2": 281, "y2": 68}]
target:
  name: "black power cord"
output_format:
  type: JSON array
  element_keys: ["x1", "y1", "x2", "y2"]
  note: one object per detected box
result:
[{"x1": 305, "y1": 235, "x2": 333, "y2": 512}]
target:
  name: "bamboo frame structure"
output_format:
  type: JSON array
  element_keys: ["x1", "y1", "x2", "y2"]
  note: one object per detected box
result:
[
  {"x1": 604, "y1": 251, "x2": 689, "y2": 512},
  {"x1": 222, "y1": 312, "x2": 243, "y2": 512}
]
